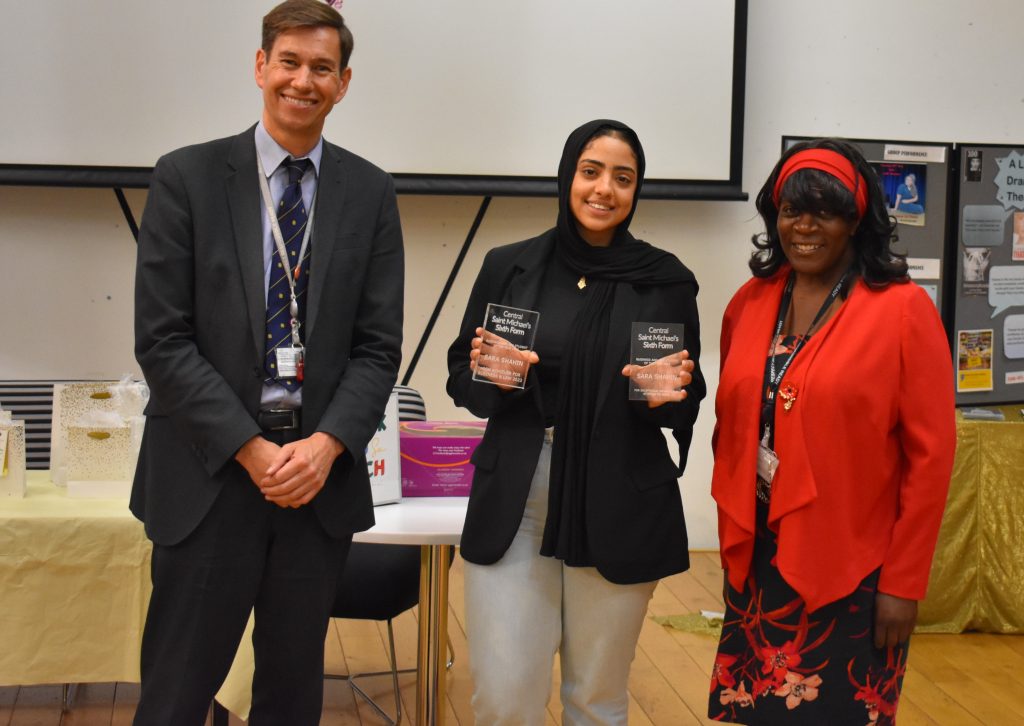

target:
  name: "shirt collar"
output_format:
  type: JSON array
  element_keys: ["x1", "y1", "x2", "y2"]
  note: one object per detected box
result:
[{"x1": 255, "y1": 121, "x2": 324, "y2": 178}]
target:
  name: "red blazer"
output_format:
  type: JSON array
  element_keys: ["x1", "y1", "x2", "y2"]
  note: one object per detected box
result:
[{"x1": 712, "y1": 270, "x2": 955, "y2": 612}]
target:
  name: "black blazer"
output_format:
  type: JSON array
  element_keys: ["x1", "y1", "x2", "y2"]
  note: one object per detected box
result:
[
  {"x1": 447, "y1": 231, "x2": 705, "y2": 584},
  {"x1": 132, "y1": 126, "x2": 404, "y2": 546}
]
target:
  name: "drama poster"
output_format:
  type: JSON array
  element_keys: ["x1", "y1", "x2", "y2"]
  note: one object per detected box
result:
[{"x1": 957, "y1": 329, "x2": 994, "y2": 392}]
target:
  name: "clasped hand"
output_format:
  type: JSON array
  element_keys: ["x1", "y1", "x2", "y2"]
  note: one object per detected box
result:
[
  {"x1": 469, "y1": 327, "x2": 540, "y2": 391},
  {"x1": 235, "y1": 432, "x2": 345, "y2": 508},
  {"x1": 621, "y1": 350, "x2": 694, "y2": 408}
]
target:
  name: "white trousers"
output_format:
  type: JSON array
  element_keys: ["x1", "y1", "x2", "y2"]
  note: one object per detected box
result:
[{"x1": 463, "y1": 438, "x2": 657, "y2": 726}]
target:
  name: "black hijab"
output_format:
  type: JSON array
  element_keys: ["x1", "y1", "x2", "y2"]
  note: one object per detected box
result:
[
  {"x1": 553, "y1": 119, "x2": 688, "y2": 283},
  {"x1": 541, "y1": 119, "x2": 692, "y2": 565}
]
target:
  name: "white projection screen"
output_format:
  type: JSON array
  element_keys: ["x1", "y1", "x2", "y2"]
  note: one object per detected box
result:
[{"x1": 0, "y1": 0, "x2": 747, "y2": 198}]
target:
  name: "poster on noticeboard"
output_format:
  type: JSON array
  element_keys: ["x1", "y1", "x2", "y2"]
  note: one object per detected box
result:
[
  {"x1": 954, "y1": 145, "x2": 1024, "y2": 404},
  {"x1": 957, "y1": 328, "x2": 994, "y2": 393}
]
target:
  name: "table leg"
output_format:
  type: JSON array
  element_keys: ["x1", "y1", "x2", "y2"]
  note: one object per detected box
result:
[
  {"x1": 61, "y1": 683, "x2": 77, "y2": 712},
  {"x1": 416, "y1": 544, "x2": 451, "y2": 726}
]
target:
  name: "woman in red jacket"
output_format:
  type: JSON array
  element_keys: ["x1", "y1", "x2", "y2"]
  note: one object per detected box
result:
[{"x1": 708, "y1": 139, "x2": 955, "y2": 725}]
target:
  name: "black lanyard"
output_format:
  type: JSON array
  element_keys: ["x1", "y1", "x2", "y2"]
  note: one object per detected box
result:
[{"x1": 761, "y1": 270, "x2": 849, "y2": 438}]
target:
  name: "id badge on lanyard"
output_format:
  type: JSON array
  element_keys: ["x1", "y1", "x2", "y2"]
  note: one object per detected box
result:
[
  {"x1": 757, "y1": 425, "x2": 780, "y2": 484},
  {"x1": 276, "y1": 345, "x2": 303, "y2": 380}
]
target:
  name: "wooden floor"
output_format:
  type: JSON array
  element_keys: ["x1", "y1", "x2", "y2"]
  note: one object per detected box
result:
[{"x1": 2, "y1": 552, "x2": 1021, "y2": 725}]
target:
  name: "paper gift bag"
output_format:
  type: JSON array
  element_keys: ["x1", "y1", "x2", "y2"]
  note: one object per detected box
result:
[
  {"x1": 65, "y1": 424, "x2": 133, "y2": 498},
  {"x1": 51, "y1": 383, "x2": 118, "y2": 486},
  {"x1": 0, "y1": 418, "x2": 26, "y2": 498},
  {"x1": 51, "y1": 381, "x2": 148, "y2": 486},
  {"x1": 365, "y1": 391, "x2": 402, "y2": 506}
]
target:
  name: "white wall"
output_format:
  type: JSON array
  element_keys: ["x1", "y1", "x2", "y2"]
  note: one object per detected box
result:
[{"x1": 2, "y1": 0, "x2": 1020, "y2": 547}]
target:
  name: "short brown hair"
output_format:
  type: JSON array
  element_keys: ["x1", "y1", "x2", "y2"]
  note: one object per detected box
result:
[{"x1": 262, "y1": 0, "x2": 354, "y2": 69}]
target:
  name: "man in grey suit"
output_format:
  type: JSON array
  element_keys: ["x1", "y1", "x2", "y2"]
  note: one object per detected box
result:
[{"x1": 130, "y1": 2, "x2": 403, "y2": 722}]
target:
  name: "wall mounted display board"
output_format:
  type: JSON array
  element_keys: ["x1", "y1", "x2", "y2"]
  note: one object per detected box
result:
[
  {"x1": 782, "y1": 137, "x2": 955, "y2": 330},
  {"x1": 952, "y1": 144, "x2": 1024, "y2": 405},
  {"x1": 0, "y1": 0, "x2": 748, "y2": 199}
]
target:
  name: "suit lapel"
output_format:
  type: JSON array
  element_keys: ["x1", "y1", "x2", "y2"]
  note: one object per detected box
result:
[
  {"x1": 306, "y1": 143, "x2": 346, "y2": 341},
  {"x1": 498, "y1": 233, "x2": 554, "y2": 408},
  {"x1": 595, "y1": 282, "x2": 641, "y2": 418},
  {"x1": 502, "y1": 232, "x2": 554, "y2": 311},
  {"x1": 226, "y1": 128, "x2": 266, "y2": 361}
]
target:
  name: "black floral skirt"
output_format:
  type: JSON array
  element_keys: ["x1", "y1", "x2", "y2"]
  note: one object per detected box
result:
[{"x1": 708, "y1": 500, "x2": 908, "y2": 725}]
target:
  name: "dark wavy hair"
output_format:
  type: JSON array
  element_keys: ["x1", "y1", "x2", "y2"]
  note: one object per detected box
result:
[{"x1": 750, "y1": 138, "x2": 908, "y2": 288}]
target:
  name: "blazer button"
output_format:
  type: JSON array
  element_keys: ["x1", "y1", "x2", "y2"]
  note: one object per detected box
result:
[{"x1": 253, "y1": 366, "x2": 262, "y2": 377}]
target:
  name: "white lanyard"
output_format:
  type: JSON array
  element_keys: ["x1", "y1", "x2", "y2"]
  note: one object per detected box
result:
[{"x1": 256, "y1": 153, "x2": 317, "y2": 347}]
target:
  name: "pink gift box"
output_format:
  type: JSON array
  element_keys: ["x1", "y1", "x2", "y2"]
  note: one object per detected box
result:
[{"x1": 399, "y1": 421, "x2": 486, "y2": 497}]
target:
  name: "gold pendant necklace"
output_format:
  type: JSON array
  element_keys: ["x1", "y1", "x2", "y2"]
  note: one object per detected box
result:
[{"x1": 577, "y1": 275, "x2": 587, "y2": 290}]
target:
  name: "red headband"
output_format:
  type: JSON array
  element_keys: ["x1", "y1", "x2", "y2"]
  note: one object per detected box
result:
[{"x1": 772, "y1": 148, "x2": 868, "y2": 218}]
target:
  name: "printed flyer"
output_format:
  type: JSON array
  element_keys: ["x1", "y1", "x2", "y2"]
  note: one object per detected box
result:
[{"x1": 957, "y1": 329, "x2": 994, "y2": 392}]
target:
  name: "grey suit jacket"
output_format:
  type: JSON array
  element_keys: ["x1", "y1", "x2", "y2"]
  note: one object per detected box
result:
[{"x1": 131, "y1": 126, "x2": 404, "y2": 545}]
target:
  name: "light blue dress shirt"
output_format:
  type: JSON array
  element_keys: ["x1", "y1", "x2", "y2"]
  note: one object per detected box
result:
[{"x1": 255, "y1": 121, "x2": 324, "y2": 410}]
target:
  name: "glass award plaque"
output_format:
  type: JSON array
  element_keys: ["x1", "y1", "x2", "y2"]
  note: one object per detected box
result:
[
  {"x1": 472, "y1": 303, "x2": 540, "y2": 389},
  {"x1": 629, "y1": 322, "x2": 685, "y2": 400}
]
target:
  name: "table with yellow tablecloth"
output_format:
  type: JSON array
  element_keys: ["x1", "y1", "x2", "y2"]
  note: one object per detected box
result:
[
  {"x1": 917, "y1": 406, "x2": 1024, "y2": 633},
  {"x1": 0, "y1": 471, "x2": 151, "y2": 685}
]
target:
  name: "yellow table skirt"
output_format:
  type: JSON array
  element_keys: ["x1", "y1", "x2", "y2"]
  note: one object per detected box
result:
[
  {"x1": 917, "y1": 406, "x2": 1024, "y2": 633},
  {"x1": 0, "y1": 473, "x2": 150, "y2": 685},
  {"x1": 0, "y1": 471, "x2": 242, "y2": 710}
]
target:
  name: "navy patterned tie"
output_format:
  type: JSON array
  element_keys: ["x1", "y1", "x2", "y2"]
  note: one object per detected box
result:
[{"x1": 264, "y1": 158, "x2": 312, "y2": 391}]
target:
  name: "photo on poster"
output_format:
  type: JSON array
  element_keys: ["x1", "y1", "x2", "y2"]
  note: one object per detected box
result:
[
  {"x1": 1014, "y1": 212, "x2": 1024, "y2": 261},
  {"x1": 965, "y1": 149, "x2": 983, "y2": 182},
  {"x1": 962, "y1": 247, "x2": 992, "y2": 296},
  {"x1": 957, "y1": 329, "x2": 994, "y2": 393},
  {"x1": 873, "y1": 162, "x2": 927, "y2": 227}
]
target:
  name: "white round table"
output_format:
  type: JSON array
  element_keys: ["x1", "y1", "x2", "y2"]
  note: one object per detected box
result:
[{"x1": 355, "y1": 497, "x2": 468, "y2": 726}]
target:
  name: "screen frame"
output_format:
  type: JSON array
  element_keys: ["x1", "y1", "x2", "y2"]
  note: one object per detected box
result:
[{"x1": 0, "y1": 1, "x2": 748, "y2": 201}]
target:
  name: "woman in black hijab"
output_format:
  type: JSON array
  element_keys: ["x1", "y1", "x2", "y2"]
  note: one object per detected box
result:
[{"x1": 446, "y1": 120, "x2": 706, "y2": 724}]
